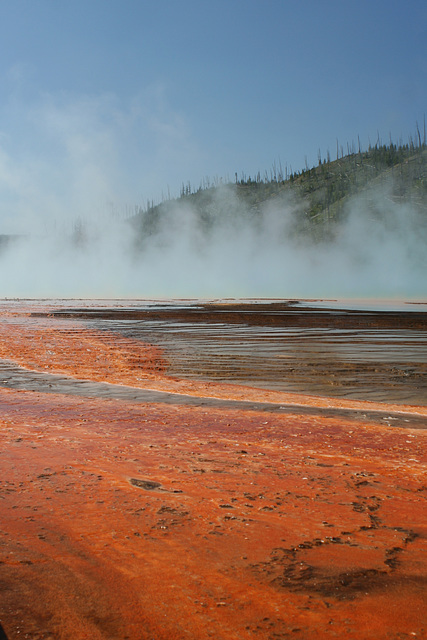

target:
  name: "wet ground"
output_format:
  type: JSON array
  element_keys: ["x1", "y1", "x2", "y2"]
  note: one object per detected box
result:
[
  {"x1": 42, "y1": 298, "x2": 427, "y2": 405},
  {"x1": 0, "y1": 299, "x2": 426, "y2": 639}
]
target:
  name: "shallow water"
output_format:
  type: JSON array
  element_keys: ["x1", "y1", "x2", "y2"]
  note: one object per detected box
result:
[
  {"x1": 44, "y1": 299, "x2": 427, "y2": 405},
  {"x1": 1, "y1": 358, "x2": 424, "y2": 428}
]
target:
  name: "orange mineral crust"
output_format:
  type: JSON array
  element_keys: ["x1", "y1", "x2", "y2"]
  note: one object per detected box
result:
[
  {"x1": 0, "y1": 308, "x2": 167, "y2": 387},
  {"x1": 0, "y1": 301, "x2": 426, "y2": 639},
  {"x1": 0, "y1": 389, "x2": 426, "y2": 640}
]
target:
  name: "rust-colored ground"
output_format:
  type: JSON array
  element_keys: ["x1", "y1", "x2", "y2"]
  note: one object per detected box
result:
[{"x1": 0, "y1": 301, "x2": 426, "y2": 640}]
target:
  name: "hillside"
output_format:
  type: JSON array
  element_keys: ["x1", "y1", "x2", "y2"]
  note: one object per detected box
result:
[{"x1": 130, "y1": 141, "x2": 427, "y2": 247}]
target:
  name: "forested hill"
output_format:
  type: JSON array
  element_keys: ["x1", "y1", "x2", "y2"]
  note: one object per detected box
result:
[{"x1": 130, "y1": 140, "x2": 427, "y2": 246}]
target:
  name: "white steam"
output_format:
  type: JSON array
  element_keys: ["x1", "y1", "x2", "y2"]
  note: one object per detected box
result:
[
  {"x1": 0, "y1": 88, "x2": 199, "y2": 235},
  {"x1": 0, "y1": 93, "x2": 426, "y2": 299},
  {"x1": 0, "y1": 181, "x2": 426, "y2": 299}
]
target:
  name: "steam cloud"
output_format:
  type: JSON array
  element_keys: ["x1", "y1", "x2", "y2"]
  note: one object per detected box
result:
[
  {"x1": 1, "y1": 182, "x2": 426, "y2": 299},
  {"x1": 0, "y1": 94, "x2": 426, "y2": 299}
]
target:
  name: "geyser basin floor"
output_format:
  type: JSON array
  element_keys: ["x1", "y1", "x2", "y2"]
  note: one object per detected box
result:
[
  {"x1": 38, "y1": 298, "x2": 427, "y2": 405},
  {"x1": 0, "y1": 300, "x2": 426, "y2": 640}
]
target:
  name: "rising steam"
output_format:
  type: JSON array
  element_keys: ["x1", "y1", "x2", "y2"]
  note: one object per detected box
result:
[
  {"x1": 0, "y1": 181, "x2": 426, "y2": 299},
  {"x1": 0, "y1": 94, "x2": 426, "y2": 299}
]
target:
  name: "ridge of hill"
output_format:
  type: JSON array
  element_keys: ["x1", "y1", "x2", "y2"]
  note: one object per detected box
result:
[{"x1": 131, "y1": 141, "x2": 427, "y2": 246}]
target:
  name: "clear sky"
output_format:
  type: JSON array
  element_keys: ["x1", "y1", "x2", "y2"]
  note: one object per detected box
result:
[{"x1": 0, "y1": 0, "x2": 426, "y2": 234}]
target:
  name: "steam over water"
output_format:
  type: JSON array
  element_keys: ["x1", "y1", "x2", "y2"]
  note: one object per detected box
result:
[
  {"x1": 0, "y1": 183, "x2": 426, "y2": 299},
  {"x1": 0, "y1": 93, "x2": 425, "y2": 300}
]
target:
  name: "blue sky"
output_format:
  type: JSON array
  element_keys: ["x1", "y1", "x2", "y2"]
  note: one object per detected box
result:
[{"x1": 0, "y1": 0, "x2": 426, "y2": 233}]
